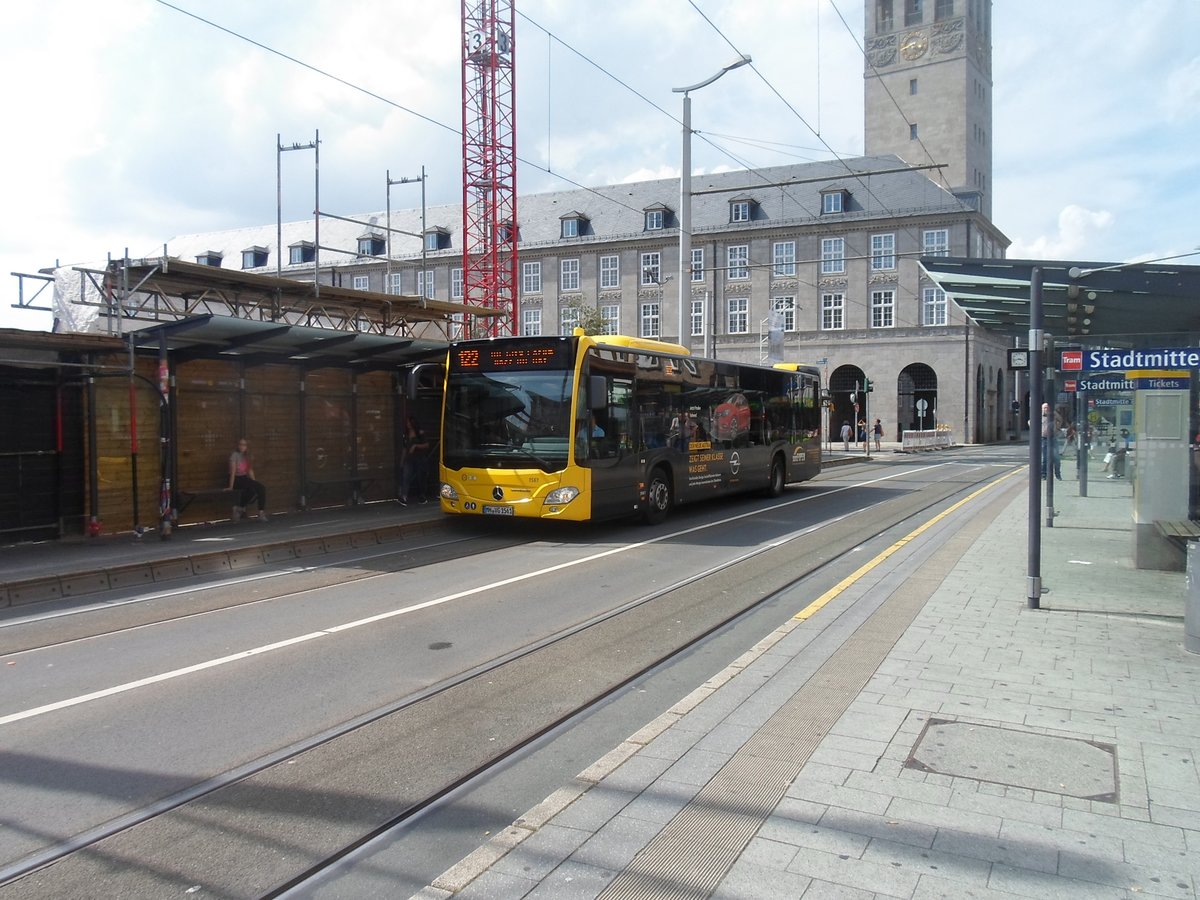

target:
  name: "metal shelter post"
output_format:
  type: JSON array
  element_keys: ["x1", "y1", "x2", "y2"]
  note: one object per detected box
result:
[{"x1": 1027, "y1": 267, "x2": 1043, "y2": 608}]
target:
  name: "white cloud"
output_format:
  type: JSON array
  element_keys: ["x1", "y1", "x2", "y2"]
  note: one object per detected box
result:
[
  {"x1": 1009, "y1": 205, "x2": 1116, "y2": 261},
  {"x1": 1163, "y1": 56, "x2": 1200, "y2": 122}
]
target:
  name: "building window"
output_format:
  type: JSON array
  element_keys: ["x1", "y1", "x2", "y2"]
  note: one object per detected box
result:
[
  {"x1": 451, "y1": 267, "x2": 463, "y2": 299},
  {"x1": 196, "y1": 251, "x2": 223, "y2": 267},
  {"x1": 821, "y1": 237, "x2": 845, "y2": 274},
  {"x1": 561, "y1": 258, "x2": 580, "y2": 292},
  {"x1": 560, "y1": 305, "x2": 580, "y2": 335},
  {"x1": 241, "y1": 247, "x2": 268, "y2": 269},
  {"x1": 417, "y1": 270, "x2": 434, "y2": 299},
  {"x1": 357, "y1": 234, "x2": 385, "y2": 257},
  {"x1": 909, "y1": 78, "x2": 918, "y2": 95},
  {"x1": 871, "y1": 289, "x2": 895, "y2": 328},
  {"x1": 877, "y1": 0, "x2": 894, "y2": 32},
  {"x1": 640, "y1": 302, "x2": 660, "y2": 338},
  {"x1": 423, "y1": 232, "x2": 440, "y2": 252},
  {"x1": 289, "y1": 243, "x2": 314, "y2": 265},
  {"x1": 905, "y1": 0, "x2": 923, "y2": 26},
  {"x1": 450, "y1": 312, "x2": 465, "y2": 341},
  {"x1": 910, "y1": 123, "x2": 919, "y2": 140},
  {"x1": 387, "y1": 272, "x2": 402, "y2": 295},
  {"x1": 561, "y1": 218, "x2": 579, "y2": 239},
  {"x1": 640, "y1": 252, "x2": 661, "y2": 286},
  {"x1": 521, "y1": 307, "x2": 542, "y2": 336},
  {"x1": 353, "y1": 274, "x2": 370, "y2": 291},
  {"x1": 522, "y1": 261, "x2": 542, "y2": 294},
  {"x1": 821, "y1": 293, "x2": 845, "y2": 330},
  {"x1": 771, "y1": 296, "x2": 797, "y2": 332},
  {"x1": 871, "y1": 233, "x2": 896, "y2": 271},
  {"x1": 645, "y1": 209, "x2": 665, "y2": 231},
  {"x1": 690, "y1": 298, "x2": 706, "y2": 337},
  {"x1": 923, "y1": 229, "x2": 949, "y2": 257},
  {"x1": 773, "y1": 241, "x2": 796, "y2": 277},
  {"x1": 601, "y1": 303, "x2": 620, "y2": 335},
  {"x1": 727, "y1": 297, "x2": 749, "y2": 334},
  {"x1": 935, "y1": 0, "x2": 953, "y2": 20},
  {"x1": 600, "y1": 255, "x2": 620, "y2": 289},
  {"x1": 691, "y1": 247, "x2": 705, "y2": 282},
  {"x1": 922, "y1": 286, "x2": 948, "y2": 325},
  {"x1": 730, "y1": 200, "x2": 751, "y2": 223},
  {"x1": 727, "y1": 245, "x2": 749, "y2": 280},
  {"x1": 821, "y1": 191, "x2": 845, "y2": 214}
]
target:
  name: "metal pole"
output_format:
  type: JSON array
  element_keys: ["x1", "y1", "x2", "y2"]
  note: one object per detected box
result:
[
  {"x1": 277, "y1": 134, "x2": 282, "y2": 279},
  {"x1": 678, "y1": 92, "x2": 692, "y2": 350},
  {"x1": 313, "y1": 129, "x2": 320, "y2": 297},
  {"x1": 1027, "y1": 266, "x2": 1044, "y2": 608}
]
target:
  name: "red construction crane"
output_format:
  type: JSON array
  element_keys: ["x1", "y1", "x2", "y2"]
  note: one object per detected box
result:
[{"x1": 461, "y1": 0, "x2": 517, "y2": 337}]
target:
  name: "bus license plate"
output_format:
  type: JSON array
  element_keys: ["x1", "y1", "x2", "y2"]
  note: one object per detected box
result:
[{"x1": 483, "y1": 505, "x2": 514, "y2": 516}]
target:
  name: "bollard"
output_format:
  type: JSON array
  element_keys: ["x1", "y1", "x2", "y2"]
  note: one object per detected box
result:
[{"x1": 1187, "y1": 542, "x2": 1200, "y2": 654}]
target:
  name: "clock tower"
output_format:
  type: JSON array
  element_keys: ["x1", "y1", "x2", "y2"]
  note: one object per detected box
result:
[{"x1": 864, "y1": 0, "x2": 993, "y2": 218}]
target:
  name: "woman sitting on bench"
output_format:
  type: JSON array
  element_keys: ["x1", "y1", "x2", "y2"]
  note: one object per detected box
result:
[{"x1": 228, "y1": 437, "x2": 269, "y2": 522}]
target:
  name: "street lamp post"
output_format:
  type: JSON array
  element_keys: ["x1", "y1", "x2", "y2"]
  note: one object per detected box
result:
[{"x1": 673, "y1": 54, "x2": 751, "y2": 353}]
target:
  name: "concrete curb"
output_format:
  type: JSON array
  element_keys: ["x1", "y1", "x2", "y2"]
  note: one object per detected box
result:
[{"x1": 0, "y1": 518, "x2": 447, "y2": 612}]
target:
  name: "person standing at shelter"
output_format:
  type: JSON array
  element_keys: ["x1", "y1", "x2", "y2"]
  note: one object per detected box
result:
[
  {"x1": 400, "y1": 416, "x2": 432, "y2": 505},
  {"x1": 228, "y1": 438, "x2": 268, "y2": 521},
  {"x1": 1040, "y1": 403, "x2": 1061, "y2": 480},
  {"x1": 840, "y1": 420, "x2": 852, "y2": 452}
]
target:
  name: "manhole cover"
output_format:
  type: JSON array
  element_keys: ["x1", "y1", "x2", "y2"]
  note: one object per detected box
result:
[{"x1": 907, "y1": 719, "x2": 1117, "y2": 802}]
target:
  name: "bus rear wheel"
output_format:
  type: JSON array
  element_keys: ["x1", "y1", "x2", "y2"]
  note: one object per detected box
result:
[
  {"x1": 765, "y1": 455, "x2": 786, "y2": 497},
  {"x1": 643, "y1": 467, "x2": 672, "y2": 524}
]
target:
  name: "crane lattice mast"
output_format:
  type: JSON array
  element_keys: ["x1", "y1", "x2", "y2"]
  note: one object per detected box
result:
[{"x1": 461, "y1": 0, "x2": 517, "y2": 337}]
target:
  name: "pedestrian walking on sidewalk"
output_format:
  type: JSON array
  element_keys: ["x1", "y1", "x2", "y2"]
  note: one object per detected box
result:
[
  {"x1": 839, "y1": 420, "x2": 852, "y2": 452},
  {"x1": 228, "y1": 438, "x2": 269, "y2": 521}
]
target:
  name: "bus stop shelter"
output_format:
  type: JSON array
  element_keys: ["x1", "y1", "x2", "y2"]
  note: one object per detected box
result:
[{"x1": 920, "y1": 256, "x2": 1200, "y2": 598}]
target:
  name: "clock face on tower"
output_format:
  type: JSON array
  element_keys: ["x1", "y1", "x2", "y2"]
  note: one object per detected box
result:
[{"x1": 901, "y1": 30, "x2": 929, "y2": 60}]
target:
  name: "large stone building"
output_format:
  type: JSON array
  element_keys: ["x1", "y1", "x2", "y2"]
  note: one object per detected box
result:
[{"x1": 120, "y1": 0, "x2": 1013, "y2": 443}]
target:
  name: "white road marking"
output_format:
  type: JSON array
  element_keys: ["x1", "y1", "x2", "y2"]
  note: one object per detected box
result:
[{"x1": 0, "y1": 461, "x2": 965, "y2": 727}]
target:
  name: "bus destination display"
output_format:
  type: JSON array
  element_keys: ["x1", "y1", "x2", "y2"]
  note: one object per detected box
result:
[{"x1": 451, "y1": 341, "x2": 570, "y2": 372}]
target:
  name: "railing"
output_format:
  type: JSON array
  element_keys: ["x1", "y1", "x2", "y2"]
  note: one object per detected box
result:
[{"x1": 901, "y1": 425, "x2": 953, "y2": 451}]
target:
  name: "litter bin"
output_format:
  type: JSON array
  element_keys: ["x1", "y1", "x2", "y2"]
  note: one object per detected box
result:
[{"x1": 1187, "y1": 542, "x2": 1200, "y2": 654}]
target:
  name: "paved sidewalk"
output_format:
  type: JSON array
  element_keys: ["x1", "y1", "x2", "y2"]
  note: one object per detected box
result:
[{"x1": 415, "y1": 468, "x2": 1200, "y2": 899}]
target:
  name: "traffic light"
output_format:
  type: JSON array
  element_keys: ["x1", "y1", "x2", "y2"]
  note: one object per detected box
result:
[{"x1": 864, "y1": 377, "x2": 873, "y2": 393}]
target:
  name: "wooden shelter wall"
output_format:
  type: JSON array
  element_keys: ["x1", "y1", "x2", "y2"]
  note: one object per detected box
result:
[{"x1": 91, "y1": 355, "x2": 162, "y2": 534}]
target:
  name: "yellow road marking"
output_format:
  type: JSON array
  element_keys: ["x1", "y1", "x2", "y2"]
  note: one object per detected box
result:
[{"x1": 794, "y1": 467, "x2": 1024, "y2": 621}]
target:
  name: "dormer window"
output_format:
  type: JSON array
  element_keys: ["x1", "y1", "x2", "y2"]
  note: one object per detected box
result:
[
  {"x1": 423, "y1": 227, "x2": 450, "y2": 252},
  {"x1": 288, "y1": 241, "x2": 315, "y2": 265},
  {"x1": 730, "y1": 197, "x2": 756, "y2": 223},
  {"x1": 241, "y1": 246, "x2": 268, "y2": 269},
  {"x1": 195, "y1": 251, "x2": 223, "y2": 267},
  {"x1": 560, "y1": 211, "x2": 589, "y2": 239},
  {"x1": 644, "y1": 207, "x2": 666, "y2": 231},
  {"x1": 821, "y1": 189, "x2": 849, "y2": 214},
  {"x1": 357, "y1": 233, "x2": 386, "y2": 257}
]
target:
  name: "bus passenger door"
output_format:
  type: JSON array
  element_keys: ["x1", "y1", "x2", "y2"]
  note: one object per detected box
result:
[{"x1": 587, "y1": 376, "x2": 639, "y2": 519}]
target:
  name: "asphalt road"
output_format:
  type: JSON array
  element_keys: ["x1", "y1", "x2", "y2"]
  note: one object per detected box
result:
[{"x1": 0, "y1": 447, "x2": 1025, "y2": 898}]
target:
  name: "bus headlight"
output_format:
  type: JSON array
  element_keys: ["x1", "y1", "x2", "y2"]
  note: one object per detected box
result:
[
  {"x1": 543, "y1": 486, "x2": 580, "y2": 505},
  {"x1": 440, "y1": 483, "x2": 459, "y2": 501}
]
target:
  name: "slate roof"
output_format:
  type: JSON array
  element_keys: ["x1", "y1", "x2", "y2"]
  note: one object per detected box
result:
[{"x1": 163, "y1": 154, "x2": 981, "y2": 274}]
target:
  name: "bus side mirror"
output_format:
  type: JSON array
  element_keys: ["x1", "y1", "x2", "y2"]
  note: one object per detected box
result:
[{"x1": 589, "y1": 375, "x2": 607, "y2": 410}]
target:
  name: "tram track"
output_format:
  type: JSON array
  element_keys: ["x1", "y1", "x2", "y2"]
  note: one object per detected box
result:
[{"x1": 0, "y1": 461, "x2": 1023, "y2": 899}]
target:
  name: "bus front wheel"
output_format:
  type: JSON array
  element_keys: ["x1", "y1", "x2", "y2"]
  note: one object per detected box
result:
[{"x1": 643, "y1": 467, "x2": 672, "y2": 524}]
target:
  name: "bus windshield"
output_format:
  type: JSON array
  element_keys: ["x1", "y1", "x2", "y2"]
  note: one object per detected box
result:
[{"x1": 442, "y1": 369, "x2": 575, "y2": 471}]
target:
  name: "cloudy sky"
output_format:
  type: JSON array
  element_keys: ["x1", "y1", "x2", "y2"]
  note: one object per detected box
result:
[{"x1": 2, "y1": 0, "x2": 1197, "y2": 331}]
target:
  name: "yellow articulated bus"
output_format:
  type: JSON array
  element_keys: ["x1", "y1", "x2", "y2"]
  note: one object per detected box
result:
[{"x1": 438, "y1": 331, "x2": 822, "y2": 524}]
